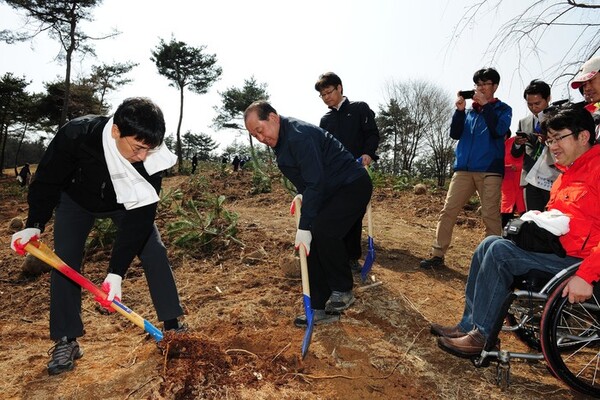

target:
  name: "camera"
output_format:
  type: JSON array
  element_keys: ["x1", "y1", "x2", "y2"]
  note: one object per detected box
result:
[
  {"x1": 516, "y1": 131, "x2": 528, "y2": 138},
  {"x1": 458, "y1": 90, "x2": 475, "y2": 99}
]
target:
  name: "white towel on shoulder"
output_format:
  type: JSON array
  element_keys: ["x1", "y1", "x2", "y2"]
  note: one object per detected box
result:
[
  {"x1": 520, "y1": 209, "x2": 570, "y2": 236},
  {"x1": 102, "y1": 117, "x2": 177, "y2": 210}
]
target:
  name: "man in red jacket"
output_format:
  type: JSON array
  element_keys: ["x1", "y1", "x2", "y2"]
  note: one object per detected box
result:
[{"x1": 431, "y1": 103, "x2": 600, "y2": 357}]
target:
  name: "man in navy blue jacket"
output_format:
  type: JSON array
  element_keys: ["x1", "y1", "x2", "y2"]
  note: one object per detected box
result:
[
  {"x1": 244, "y1": 100, "x2": 372, "y2": 325},
  {"x1": 421, "y1": 68, "x2": 512, "y2": 269}
]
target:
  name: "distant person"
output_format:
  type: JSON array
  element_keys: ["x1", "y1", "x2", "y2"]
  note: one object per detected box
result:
[
  {"x1": 511, "y1": 80, "x2": 558, "y2": 212},
  {"x1": 10, "y1": 97, "x2": 185, "y2": 376},
  {"x1": 191, "y1": 153, "x2": 198, "y2": 174},
  {"x1": 244, "y1": 100, "x2": 372, "y2": 323},
  {"x1": 315, "y1": 72, "x2": 380, "y2": 272},
  {"x1": 17, "y1": 163, "x2": 31, "y2": 187},
  {"x1": 433, "y1": 103, "x2": 600, "y2": 358},
  {"x1": 571, "y1": 56, "x2": 600, "y2": 136},
  {"x1": 232, "y1": 155, "x2": 241, "y2": 172},
  {"x1": 500, "y1": 131, "x2": 525, "y2": 228},
  {"x1": 421, "y1": 68, "x2": 512, "y2": 269},
  {"x1": 239, "y1": 157, "x2": 247, "y2": 170}
]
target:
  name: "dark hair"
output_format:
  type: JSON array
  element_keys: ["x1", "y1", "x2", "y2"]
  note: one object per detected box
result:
[
  {"x1": 315, "y1": 72, "x2": 343, "y2": 93},
  {"x1": 113, "y1": 97, "x2": 165, "y2": 147},
  {"x1": 523, "y1": 79, "x2": 551, "y2": 100},
  {"x1": 244, "y1": 100, "x2": 278, "y2": 121},
  {"x1": 541, "y1": 102, "x2": 596, "y2": 145},
  {"x1": 473, "y1": 68, "x2": 500, "y2": 85}
]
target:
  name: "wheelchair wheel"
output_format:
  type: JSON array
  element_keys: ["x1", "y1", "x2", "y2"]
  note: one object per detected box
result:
[
  {"x1": 506, "y1": 295, "x2": 545, "y2": 351},
  {"x1": 541, "y1": 279, "x2": 600, "y2": 397}
]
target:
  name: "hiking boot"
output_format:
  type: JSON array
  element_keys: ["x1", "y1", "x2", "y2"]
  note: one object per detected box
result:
[
  {"x1": 294, "y1": 309, "x2": 340, "y2": 327},
  {"x1": 420, "y1": 256, "x2": 444, "y2": 269},
  {"x1": 47, "y1": 337, "x2": 83, "y2": 375},
  {"x1": 349, "y1": 259, "x2": 362, "y2": 273},
  {"x1": 325, "y1": 290, "x2": 355, "y2": 312}
]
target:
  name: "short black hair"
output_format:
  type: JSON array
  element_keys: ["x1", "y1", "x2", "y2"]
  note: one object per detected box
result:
[
  {"x1": 113, "y1": 97, "x2": 165, "y2": 147},
  {"x1": 473, "y1": 68, "x2": 500, "y2": 85},
  {"x1": 541, "y1": 102, "x2": 596, "y2": 146},
  {"x1": 523, "y1": 79, "x2": 551, "y2": 100},
  {"x1": 315, "y1": 72, "x2": 343, "y2": 92},
  {"x1": 244, "y1": 100, "x2": 278, "y2": 122}
]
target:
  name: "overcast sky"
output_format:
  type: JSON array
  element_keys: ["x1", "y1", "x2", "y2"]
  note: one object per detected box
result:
[{"x1": 0, "y1": 0, "x2": 590, "y2": 151}]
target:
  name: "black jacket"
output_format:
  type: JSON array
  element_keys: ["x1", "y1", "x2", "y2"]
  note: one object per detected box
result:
[
  {"x1": 319, "y1": 98, "x2": 380, "y2": 160},
  {"x1": 274, "y1": 116, "x2": 366, "y2": 230},
  {"x1": 27, "y1": 115, "x2": 163, "y2": 277}
]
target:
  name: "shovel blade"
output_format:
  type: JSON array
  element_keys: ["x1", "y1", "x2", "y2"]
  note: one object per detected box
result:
[
  {"x1": 360, "y1": 236, "x2": 375, "y2": 282},
  {"x1": 301, "y1": 295, "x2": 314, "y2": 359}
]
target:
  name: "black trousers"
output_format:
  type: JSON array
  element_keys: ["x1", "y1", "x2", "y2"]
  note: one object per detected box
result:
[
  {"x1": 49, "y1": 193, "x2": 183, "y2": 340},
  {"x1": 308, "y1": 173, "x2": 373, "y2": 309},
  {"x1": 524, "y1": 184, "x2": 550, "y2": 212}
]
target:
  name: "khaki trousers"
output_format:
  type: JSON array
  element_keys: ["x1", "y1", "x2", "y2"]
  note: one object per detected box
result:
[{"x1": 431, "y1": 171, "x2": 502, "y2": 258}]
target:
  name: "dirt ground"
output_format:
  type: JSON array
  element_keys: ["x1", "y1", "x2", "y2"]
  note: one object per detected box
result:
[{"x1": 0, "y1": 165, "x2": 593, "y2": 399}]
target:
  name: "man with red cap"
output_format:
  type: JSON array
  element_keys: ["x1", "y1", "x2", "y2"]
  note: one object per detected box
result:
[{"x1": 571, "y1": 56, "x2": 600, "y2": 136}]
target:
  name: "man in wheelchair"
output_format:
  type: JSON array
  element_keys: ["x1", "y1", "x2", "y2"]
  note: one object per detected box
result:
[{"x1": 432, "y1": 103, "x2": 600, "y2": 358}]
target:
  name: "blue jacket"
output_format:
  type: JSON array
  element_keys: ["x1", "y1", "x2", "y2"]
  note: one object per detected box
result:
[
  {"x1": 274, "y1": 116, "x2": 366, "y2": 230},
  {"x1": 450, "y1": 100, "x2": 512, "y2": 174}
]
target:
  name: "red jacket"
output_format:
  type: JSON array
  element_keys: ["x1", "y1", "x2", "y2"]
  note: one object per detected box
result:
[
  {"x1": 547, "y1": 145, "x2": 600, "y2": 284},
  {"x1": 501, "y1": 137, "x2": 525, "y2": 213}
]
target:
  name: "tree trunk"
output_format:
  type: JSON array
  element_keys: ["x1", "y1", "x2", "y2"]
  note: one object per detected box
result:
[
  {"x1": 14, "y1": 121, "x2": 28, "y2": 168},
  {"x1": 0, "y1": 125, "x2": 8, "y2": 175},
  {"x1": 59, "y1": 3, "x2": 78, "y2": 127},
  {"x1": 176, "y1": 87, "x2": 185, "y2": 173}
]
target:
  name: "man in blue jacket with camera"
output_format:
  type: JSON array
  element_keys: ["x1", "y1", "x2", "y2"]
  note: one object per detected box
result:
[{"x1": 421, "y1": 67, "x2": 512, "y2": 269}]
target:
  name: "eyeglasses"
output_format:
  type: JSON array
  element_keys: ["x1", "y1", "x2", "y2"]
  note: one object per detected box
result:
[
  {"x1": 545, "y1": 132, "x2": 576, "y2": 146},
  {"x1": 475, "y1": 82, "x2": 494, "y2": 88},
  {"x1": 319, "y1": 87, "x2": 337, "y2": 98},
  {"x1": 124, "y1": 136, "x2": 158, "y2": 155}
]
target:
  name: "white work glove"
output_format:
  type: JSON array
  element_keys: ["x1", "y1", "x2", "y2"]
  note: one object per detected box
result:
[
  {"x1": 295, "y1": 229, "x2": 312, "y2": 256},
  {"x1": 103, "y1": 273, "x2": 122, "y2": 302},
  {"x1": 289, "y1": 193, "x2": 303, "y2": 215},
  {"x1": 95, "y1": 273, "x2": 122, "y2": 312},
  {"x1": 11, "y1": 227, "x2": 41, "y2": 255}
]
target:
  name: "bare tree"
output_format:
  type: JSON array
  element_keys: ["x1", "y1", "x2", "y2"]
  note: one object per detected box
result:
[
  {"x1": 452, "y1": 1, "x2": 599, "y2": 85},
  {"x1": 0, "y1": 0, "x2": 118, "y2": 126}
]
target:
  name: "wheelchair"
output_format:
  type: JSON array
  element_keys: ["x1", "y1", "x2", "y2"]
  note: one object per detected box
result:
[{"x1": 472, "y1": 262, "x2": 600, "y2": 397}]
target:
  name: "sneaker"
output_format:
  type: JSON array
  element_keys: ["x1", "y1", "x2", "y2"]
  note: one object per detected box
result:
[
  {"x1": 420, "y1": 256, "x2": 444, "y2": 269},
  {"x1": 294, "y1": 309, "x2": 340, "y2": 327},
  {"x1": 349, "y1": 259, "x2": 362, "y2": 273},
  {"x1": 325, "y1": 290, "x2": 355, "y2": 312},
  {"x1": 47, "y1": 337, "x2": 83, "y2": 375}
]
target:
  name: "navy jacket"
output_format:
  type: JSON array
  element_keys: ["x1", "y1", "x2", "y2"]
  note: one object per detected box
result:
[
  {"x1": 319, "y1": 98, "x2": 379, "y2": 160},
  {"x1": 274, "y1": 116, "x2": 366, "y2": 230},
  {"x1": 27, "y1": 115, "x2": 163, "y2": 277}
]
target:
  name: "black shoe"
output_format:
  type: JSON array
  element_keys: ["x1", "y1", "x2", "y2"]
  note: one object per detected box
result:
[
  {"x1": 294, "y1": 310, "x2": 340, "y2": 327},
  {"x1": 47, "y1": 337, "x2": 83, "y2": 375},
  {"x1": 420, "y1": 256, "x2": 444, "y2": 269},
  {"x1": 325, "y1": 290, "x2": 355, "y2": 312}
]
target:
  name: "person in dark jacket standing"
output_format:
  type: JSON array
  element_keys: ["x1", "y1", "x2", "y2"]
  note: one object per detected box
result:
[
  {"x1": 10, "y1": 97, "x2": 185, "y2": 376},
  {"x1": 315, "y1": 72, "x2": 379, "y2": 272},
  {"x1": 244, "y1": 100, "x2": 372, "y2": 325},
  {"x1": 421, "y1": 68, "x2": 512, "y2": 269}
]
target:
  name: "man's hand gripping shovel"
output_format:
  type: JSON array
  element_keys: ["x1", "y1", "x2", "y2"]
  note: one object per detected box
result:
[
  {"x1": 290, "y1": 197, "x2": 314, "y2": 359},
  {"x1": 13, "y1": 238, "x2": 164, "y2": 342}
]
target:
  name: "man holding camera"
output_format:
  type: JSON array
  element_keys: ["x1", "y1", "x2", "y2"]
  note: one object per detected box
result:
[{"x1": 421, "y1": 68, "x2": 512, "y2": 269}]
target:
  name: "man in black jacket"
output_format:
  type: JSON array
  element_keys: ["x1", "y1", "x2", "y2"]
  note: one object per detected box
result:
[
  {"x1": 11, "y1": 97, "x2": 184, "y2": 375},
  {"x1": 315, "y1": 72, "x2": 379, "y2": 272},
  {"x1": 244, "y1": 100, "x2": 372, "y2": 324}
]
